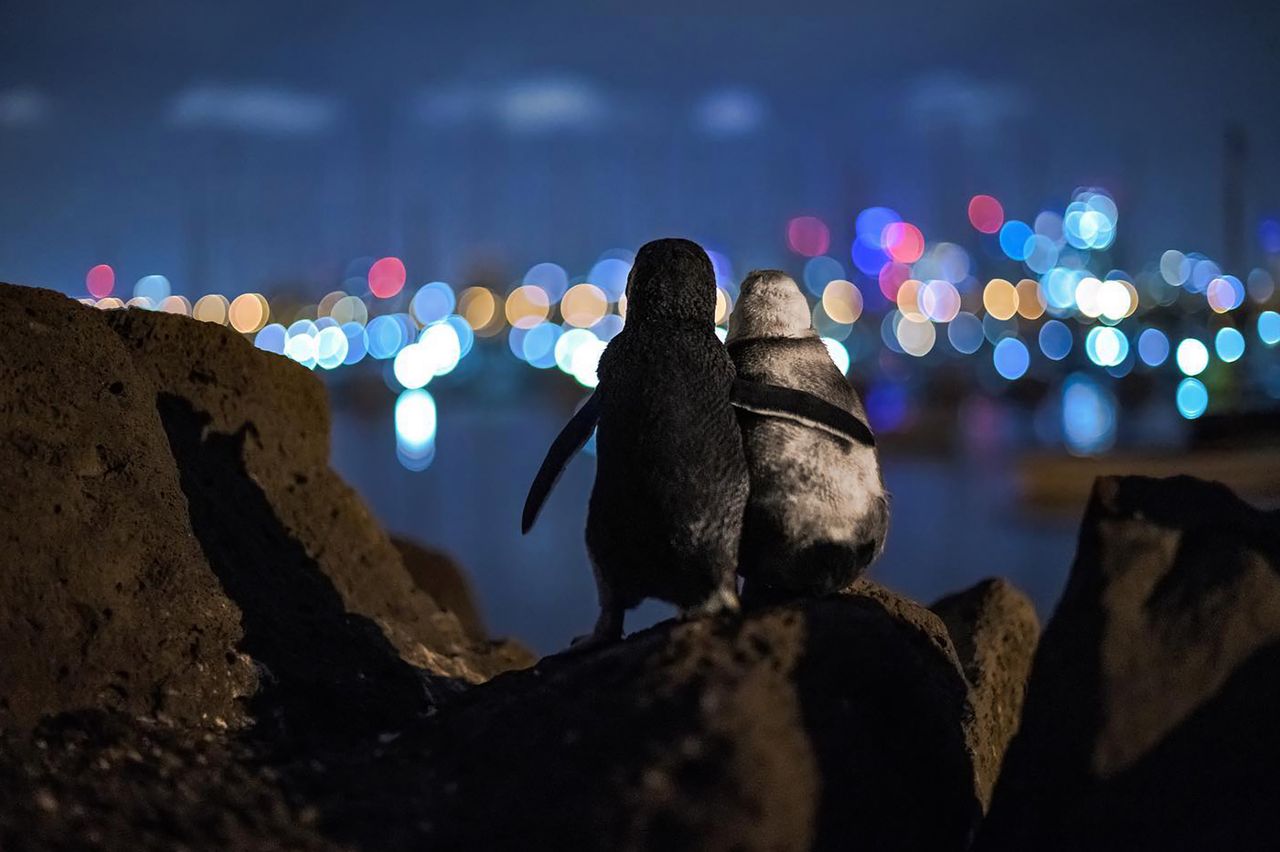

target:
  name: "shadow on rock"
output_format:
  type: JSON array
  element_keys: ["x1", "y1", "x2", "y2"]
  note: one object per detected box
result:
[{"x1": 155, "y1": 392, "x2": 431, "y2": 748}]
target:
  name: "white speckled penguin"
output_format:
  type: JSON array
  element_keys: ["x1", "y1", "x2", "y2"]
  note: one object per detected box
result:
[{"x1": 726, "y1": 270, "x2": 889, "y2": 604}]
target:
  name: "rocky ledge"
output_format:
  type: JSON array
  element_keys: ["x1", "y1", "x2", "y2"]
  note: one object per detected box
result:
[{"x1": 1, "y1": 283, "x2": 1277, "y2": 851}]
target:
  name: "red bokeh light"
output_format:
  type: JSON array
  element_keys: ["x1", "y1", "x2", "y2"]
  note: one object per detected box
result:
[
  {"x1": 369, "y1": 256, "x2": 407, "y2": 299},
  {"x1": 86, "y1": 264, "x2": 115, "y2": 299},
  {"x1": 882, "y1": 222, "x2": 925, "y2": 264},
  {"x1": 786, "y1": 216, "x2": 830, "y2": 257},
  {"x1": 968, "y1": 195, "x2": 1004, "y2": 234},
  {"x1": 878, "y1": 261, "x2": 911, "y2": 301}
]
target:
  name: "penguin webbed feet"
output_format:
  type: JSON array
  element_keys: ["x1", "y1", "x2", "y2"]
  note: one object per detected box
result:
[{"x1": 564, "y1": 603, "x2": 625, "y2": 654}]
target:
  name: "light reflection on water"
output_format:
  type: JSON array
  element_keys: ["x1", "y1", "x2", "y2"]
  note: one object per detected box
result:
[{"x1": 331, "y1": 402, "x2": 1077, "y2": 654}]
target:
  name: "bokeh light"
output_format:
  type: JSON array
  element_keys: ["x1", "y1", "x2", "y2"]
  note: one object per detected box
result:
[
  {"x1": 315, "y1": 325, "x2": 350, "y2": 370},
  {"x1": 822, "y1": 337, "x2": 850, "y2": 373},
  {"x1": 86, "y1": 264, "x2": 115, "y2": 299},
  {"x1": 882, "y1": 222, "x2": 925, "y2": 264},
  {"x1": 1260, "y1": 311, "x2": 1280, "y2": 346},
  {"x1": 983, "y1": 278, "x2": 1018, "y2": 320},
  {"x1": 896, "y1": 316, "x2": 936, "y2": 357},
  {"x1": 993, "y1": 337, "x2": 1030, "y2": 380},
  {"x1": 1137, "y1": 328, "x2": 1170, "y2": 366},
  {"x1": 787, "y1": 216, "x2": 830, "y2": 257},
  {"x1": 968, "y1": 195, "x2": 1004, "y2": 234},
  {"x1": 1175, "y1": 338, "x2": 1209, "y2": 376},
  {"x1": 255, "y1": 323, "x2": 287, "y2": 355},
  {"x1": 821, "y1": 279, "x2": 863, "y2": 325},
  {"x1": 1176, "y1": 378, "x2": 1209, "y2": 419},
  {"x1": 1062, "y1": 374, "x2": 1116, "y2": 454},
  {"x1": 919, "y1": 279, "x2": 960, "y2": 323},
  {"x1": 1015, "y1": 279, "x2": 1046, "y2": 320},
  {"x1": 228, "y1": 293, "x2": 269, "y2": 333},
  {"x1": 410, "y1": 281, "x2": 456, "y2": 325},
  {"x1": 1085, "y1": 326, "x2": 1128, "y2": 367},
  {"x1": 369, "y1": 256, "x2": 407, "y2": 299},
  {"x1": 1038, "y1": 320, "x2": 1072, "y2": 361},
  {"x1": 505, "y1": 284, "x2": 551, "y2": 329},
  {"x1": 1214, "y1": 326, "x2": 1245, "y2": 362},
  {"x1": 562, "y1": 283, "x2": 609, "y2": 328},
  {"x1": 193, "y1": 293, "x2": 229, "y2": 325},
  {"x1": 134, "y1": 274, "x2": 171, "y2": 303},
  {"x1": 947, "y1": 312, "x2": 984, "y2": 354},
  {"x1": 523, "y1": 262, "x2": 570, "y2": 303}
]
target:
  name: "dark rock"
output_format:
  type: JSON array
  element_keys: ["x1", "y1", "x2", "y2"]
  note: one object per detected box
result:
[
  {"x1": 931, "y1": 578, "x2": 1039, "y2": 807},
  {"x1": 104, "y1": 306, "x2": 530, "y2": 686},
  {"x1": 0, "y1": 284, "x2": 256, "y2": 732},
  {"x1": 0, "y1": 284, "x2": 529, "y2": 741},
  {"x1": 978, "y1": 475, "x2": 1280, "y2": 851},
  {"x1": 0, "y1": 710, "x2": 338, "y2": 852},
  {"x1": 399, "y1": 585, "x2": 982, "y2": 852},
  {"x1": 391, "y1": 536, "x2": 487, "y2": 641}
]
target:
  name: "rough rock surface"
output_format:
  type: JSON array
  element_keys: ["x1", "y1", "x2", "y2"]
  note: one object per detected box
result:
[
  {"x1": 0, "y1": 285, "x2": 256, "y2": 732},
  {"x1": 979, "y1": 475, "x2": 1280, "y2": 850},
  {"x1": 0, "y1": 711, "x2": 340, "y2": 852},
  {"x1": 400, "y1": 584, "x2": 983, "y2": 852},
  {"x1": 931, "y1": 578, "x2": 1040, "y2": 807},
  {"x1": 0, "y1": 284, "x2": 528, "y2": 740},
  {"x1": 391, "y1": 536, "x2": 487, "y2": 640}
]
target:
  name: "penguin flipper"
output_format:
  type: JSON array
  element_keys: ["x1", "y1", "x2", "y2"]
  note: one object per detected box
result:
[
  {"x1": 521, "y1": 391, "x2": 602, "y2": 534},
  {"x1": 731, "y1": 378, "x2": 876, "y2": 448}
]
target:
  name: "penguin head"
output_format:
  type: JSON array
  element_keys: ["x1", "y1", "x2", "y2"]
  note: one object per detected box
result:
[
  {"x1": 726, "y1": 270, "x2": 814, "y2": 343},
  {"x1": 624, "y1": 238, "x2": 717, "y2": 325}
]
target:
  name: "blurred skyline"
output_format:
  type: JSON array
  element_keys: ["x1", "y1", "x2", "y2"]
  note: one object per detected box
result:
[{"x1": 4, "y1": 0, "x2": 1280, "y2": 295}]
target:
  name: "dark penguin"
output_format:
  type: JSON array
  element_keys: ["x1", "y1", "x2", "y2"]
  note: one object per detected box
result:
[
  {"x1": 726, "y1": 270, "x2": 889, "y2": 604},
  {"x1": 523, "y1": 239, "x2": 748, "y2": 646}
]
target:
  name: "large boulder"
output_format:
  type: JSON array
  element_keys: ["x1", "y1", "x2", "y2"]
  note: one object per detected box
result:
[
  {"x1": 931, "y1": 578, "x2": 1040, "y2": 807},
  {"x1": 978, "y1": 476, "x2": 1280, "y2": 850},
  {"x1": 0, "y1": 283, "x2": 529, "y2": 740},
  {"x1": 0, "y1": 285, "x2": 255, "y2": 733},
  {"x1": 385, "y1": 584, "x2": 985, "y2": 852},
  {"x1": 391, "y1": 536, "x2": 488, "y2": 641}
]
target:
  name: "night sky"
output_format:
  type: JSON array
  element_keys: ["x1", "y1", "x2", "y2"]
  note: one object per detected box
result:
[{"x1": 3, "y1": 0, "x2": 1279, "y2": 295}]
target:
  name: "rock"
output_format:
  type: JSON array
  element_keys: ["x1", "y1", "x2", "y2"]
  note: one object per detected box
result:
[
  {"x1": 104, "y1": 306, "x2": 530, "y2": 686},
  {"x1": 931, "y1": 578, "x2": 1039, "y2": 807},
  {"x1": 396, "y1": 585, "x2": 982, "y2": 852},
  {"x1": 978, "y1": 476, "x2": 1280, "y2": 851},
  {"x1": 0, "y1": 284, "x2": 529, "y2": 741},
  {"x1": 391, "y1": 536, "x2": 487, "y2": 641},
  {"x1": 0, "y1": 284, "x2": 256, "y2": 733},
  {"x1": 0, "y1": 710, "x2": 339, "y2": 852}
]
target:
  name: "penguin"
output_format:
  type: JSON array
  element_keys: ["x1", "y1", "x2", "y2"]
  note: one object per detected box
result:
[
  {"x1": 725, "y1": 270, "x2": 889, "y2": 604},
  {"x1": 522, "y1": 239, "x2": 748, "y2": 646}
]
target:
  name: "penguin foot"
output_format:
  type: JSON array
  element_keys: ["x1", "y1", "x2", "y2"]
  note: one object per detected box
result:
[{"x1": 564, "y1": 605, "x2": 624, "y2": 653}]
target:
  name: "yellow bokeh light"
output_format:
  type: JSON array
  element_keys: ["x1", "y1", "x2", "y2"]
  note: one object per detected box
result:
[
  {"x1": 505, "y1": 285, "x2": 549, "y2": 330},
  {"x1": 94, "y1": 297, "x2": 125, "y2": 310},
  {"x1": 1123, "y1": 280, "x2": 1140, "y2": 317},
  {"x1": 229, "y1": 293, "x2": 269, "y2": 334},
  {"x1": 562, "y1": 283, "x2": 609, "y2": 328},
  {"x1": 714, "y1": 287, "x2": 732, "y2": 325},
  {"x1": 159, "y1": 295, "x2": 192, "y2": 316},
  {"x1": 459, "y1": 286, "x2": 501, "y2": 335},
  {"x1": 193, "y1": 294, "x2": 230, "y2": 325},
  {"x1": 896, "y1": 279, "x2": 925, "y2": 321},
  {"x1": 983, "y1": 278, "x2": 1018, "y2": 321},
  {"x1": 1015, "y1": 279, "x2": 1045, "y2": 320},
  {"x1": 617, "y1": 294, "x2": 628, "y2": 320},
  {"x1": 822, "y1": 279, "x2": 864, "y2": 325}
]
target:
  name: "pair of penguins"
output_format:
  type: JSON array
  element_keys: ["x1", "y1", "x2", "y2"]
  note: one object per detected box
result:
[{"x1": 523, "y1": 238, "x2": 889, "y2": 647}]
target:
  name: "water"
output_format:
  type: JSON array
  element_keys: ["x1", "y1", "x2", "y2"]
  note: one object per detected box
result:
[{"x1": 331, "y1": 399, "x2": 1078, "y2": 654}]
